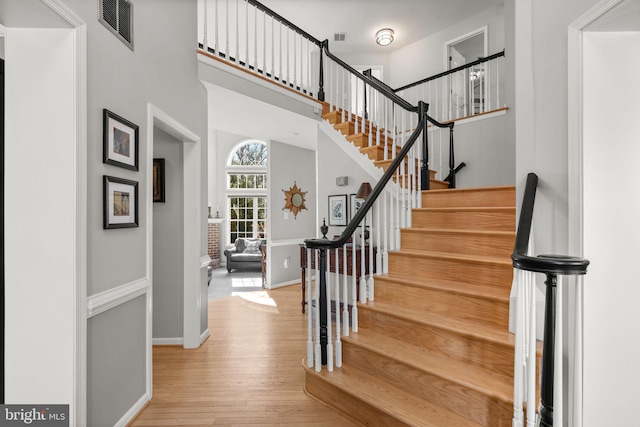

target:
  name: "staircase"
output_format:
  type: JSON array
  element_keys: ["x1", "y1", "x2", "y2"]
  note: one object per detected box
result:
[
  {"x1": 321, "y1": 107, "x2": 449, "y2": 190},
  {"x1": 304, "y1": 183, "x2": 523, "y2": 426}
]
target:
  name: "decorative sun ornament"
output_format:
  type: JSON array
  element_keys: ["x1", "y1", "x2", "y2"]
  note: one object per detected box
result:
[{"x1": 283, "y1": 182, "x2": 308, "y2": 219}]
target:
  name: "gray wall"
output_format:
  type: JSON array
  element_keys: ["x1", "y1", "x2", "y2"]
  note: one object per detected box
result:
[
  {"x1": 268, "y1": 140, "x2": 316, "y2": 286},
  {"x1": 153, "y1": 127, "x2": 184, "y2": 340},
  {"x1": 87, "y1": 296, "x2": 146, "y2": 427},
  {"x1": 57, "y1": 0, "x2": 208, "y2": 424}
]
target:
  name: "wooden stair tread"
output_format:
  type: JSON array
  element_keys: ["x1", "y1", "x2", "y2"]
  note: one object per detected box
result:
[
  {"x1": 374, "y1": 274, "x2": 510, "y2": 303},
  {"x1": 423, "y1": 185, "x2": 515, "y2": 195},
  {"x1": 304, "y1": 363, "x2": 485, "y2": 427},
  {"x1": 391, "y1": 249, "x2": 512, "y2": 267},
  {"x1": 344, "y1": 330, "x2": 514, "y2": 401},
  {"x1": 414, "y1": 206, "x2": 515, "y2": 213},
  {"x1": 403, "y1": 227, "x2": 515, "y2": 238},
  {"x1": 360, "y1": 300, "x2": 515, "y2": 347}
]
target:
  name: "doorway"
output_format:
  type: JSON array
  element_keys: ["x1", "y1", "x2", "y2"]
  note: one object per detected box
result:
[
  {"x1": 1, "y1": 56, "x2": 5, "y2": 405},
  {"x1": 445, "y1": 27, "x2": 487, "y2": 116}
]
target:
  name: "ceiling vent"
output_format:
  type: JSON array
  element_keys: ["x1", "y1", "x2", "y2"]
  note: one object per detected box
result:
[
  {"x1": 99, "y1": 0, "x2": 134, "y2": 50},
  {"x1": 334, "y1": 33, "x2": 347, "y2": 42}
]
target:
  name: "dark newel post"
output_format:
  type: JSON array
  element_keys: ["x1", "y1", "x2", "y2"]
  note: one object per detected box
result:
[
  {"x1": 539, "y1": 273, "x2": 557, "y2": 427},
  {"x1": 319, "y1": 248, "x2": 328, "y2": 365},
  {"x1": 448, "y1": 124, "x2": 456, "y2": 189},
  {"x1": 317, "y1": 41, "x2": 326, "y2": 102},
  {"x1": 419, "y1": 101, "x2": 430, "y2": 190}
]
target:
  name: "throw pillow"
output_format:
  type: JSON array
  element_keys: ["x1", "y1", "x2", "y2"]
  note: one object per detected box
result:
[
  {"x1": 244, "y1": 240, "x2": 261, "y2": 253},
  {"x1": 235, "y1": 238, "x2": 246, "y2": 253}
]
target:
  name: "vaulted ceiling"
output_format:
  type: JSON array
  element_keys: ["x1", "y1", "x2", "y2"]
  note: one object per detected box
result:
[{"x1": 259, "y1": 0, "x2": 504, "y2": 53}]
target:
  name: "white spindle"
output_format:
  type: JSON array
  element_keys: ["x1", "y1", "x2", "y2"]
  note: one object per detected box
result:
[
  {"x1": 278, "y1": 22, "x2": 282, "y2": 81},
  {"x1": 271, "y1": 18, "x2": 274, "y2": 78},
  {"x1": 554, "y1": 276, "x2": 564, "y2": 427},
  {"x1": 293, "y1": 33, "x2": 297, "y2": 88},
  {"x1": 235, "y1": 0, "x2": 239, "y2": 61},
  {"x1": 314, "y1": 250, "x2": 321, "y2": 372},
  {"x1": 244, "y1": 0, "x2": 249, "y2": 67},
  {"x1": 382, "y1": 190, "x2": 389, "y2": 273},
  {"x1": 214, "y1": 0, "x2": 219, "y2": 53},
  {"x1": 375, "y1": 198, "x2": 381, "y2": 275},
  {"x1": 326, "y1": 255, "x2": 333, "y2": 372},
  {"x1": 359, "y1": 218, "x2": 367, "y2": 304},
  {"x1": 202, "y1": 0, "x2": 209, "y2": 51},
  {"x1": 225, "y1": 0, "x2": 229, "y2": 57},
  {"x1": 526, "y1": 270, "x2": 537, "y2": 427},
  {"x1": 306, "y1": 248, "x2": 314, "y2": 368},
  {"x1": 351, "y1": 242, "x2": 358, "y2": 332},
  {"x1": 367, "y1": 209, "x2": 374, "y2": 300},
  {"x1": 334, "y1": 248, "x2": 342, "y2": 368},
  {"x1": 286, "y1": 29, "x2": 290, "y2": 86},
  {"x1": 342, "y1": 244, "x2": 349, "y2": 337},
  {"x1": 512, "y1": 269, "x2": 525, "y2": 427},
  {"x1": 262, "y1": 10, "x2": 266, "y2": 73}
]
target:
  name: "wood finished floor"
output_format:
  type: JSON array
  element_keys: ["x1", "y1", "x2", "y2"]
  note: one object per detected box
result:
[{"x1": 129, "y1": 285, "x2": 358, "y2": 426}]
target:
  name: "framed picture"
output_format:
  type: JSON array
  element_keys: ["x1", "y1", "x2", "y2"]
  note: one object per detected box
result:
[
  {"x1": 104, "y1": 175, "x2": 139, "y2": 229},
  {"x1": 328, "y1": 194, "x2": 348, "y2": 226},
  {"x1": 349, "y1": 194, "x2": 364, "y2": 221},
  {"x1": 103, "y1": 109, "x2": 139, "y2": 171},
  {"x1": 153, "y1": 158, "x2": 166, "y2": 203}
]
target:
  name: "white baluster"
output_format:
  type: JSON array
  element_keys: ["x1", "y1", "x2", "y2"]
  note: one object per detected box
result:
[
  {"x1": 359, "y1": 218, "x2": 367, "y2": 304},
  {"x1": 293, "y1": 33, "x2": 297, "y2": 89},
  {"x1": 214, "y1": 0, "x2": 219, "y2": 54},
  {"x1": 342, "y1": 244, "x2": 349, "y2": 337},
  {"x1": 554, "y1": 275, "x2": 563, "y2": 427},
  {"x1": 497, "y1": 57, "x2": 502, "y2": 108},
  {"x1": 235, "y1": 0, "x2": 239, "y2": 61},
  {"x1": 526, "y1": 270, "x2": 537, "y2": 426},
  {"x1": 286, "y1": 29, "x2": 290, "y2": 86},
  {"x1": 367, "y1": 209, "x2": 374, "y2": 300},
  {"x1": 512, "y1": 269, "x2": 525, "y2": 427},
  {"x1": 314, "y1": 250, "x2": 321, "y2": 372},
  {"x1": 244, "y1": 0, "x2": 249, "y2": 67},
  {"x1": 306, "y1": 248, "x2": 314, "y2": 368},
  {"x1": 271, "y1": 17, "x2": 274, "y2": 78},
  {"x1": 375, "y1": 194, "x2": 381, "y2": 275},
  {"x1": 334, "y1": 248, "x2": 342, "y2": 368},
  {"x1": 278, "y1": 22, "x2": 282, "y2": 81},
  {"x1": 351, "y1": 242, "x2": 358, "y2": 332},
  {"x1": 382, "y1": 190, "x2": 389, "y2": 273},
  {"x1": 225, "y1": 0, "x2": 229, "y2": 58},
  {"x1": 262, "y1": 10, "x2": 266, "y2": 73},
  {"x1": 571, "y1": 276, "x2": 584, "y2": 426},
  {"x1": 326, "y1": 254, "x2": 333, "y2": 372},
  {"x1": 202, "y1": 0, "x2": 209, "y2": 51},
  {"x1": 253, "y1": 6, "x2": 258, "y2": 70}
]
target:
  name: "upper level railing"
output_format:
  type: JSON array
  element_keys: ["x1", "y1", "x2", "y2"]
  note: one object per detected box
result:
[
  {"x1": 511, "y1": 173, "x2": 589, "y2": 427},
  {"x1": 395, "y1": 50, "x2": 506, "y2": 124}
]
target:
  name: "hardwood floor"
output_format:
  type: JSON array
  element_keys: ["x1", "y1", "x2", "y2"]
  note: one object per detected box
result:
[{"x1": 129, "y1": 285, "x2": 358, "y2": 427}]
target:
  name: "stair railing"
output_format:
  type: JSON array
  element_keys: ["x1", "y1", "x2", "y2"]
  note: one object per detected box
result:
[
  {"x1": 395, "y1": 50, "x2": 506, "y2": 124},
  {"x1": 511, "y1": 173, "x2": 589, "y2": 427},
  {"x1": 197, "y1": 0, "x2": 458, "y2": 373}
]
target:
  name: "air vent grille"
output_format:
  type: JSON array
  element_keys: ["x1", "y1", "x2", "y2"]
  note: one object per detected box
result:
[
  {"x1": 334, "y1": 33, "x2": 347, "y2": 42},
  {"x1": 99, "y1": 0, "x2": 134, "y2": 49}
]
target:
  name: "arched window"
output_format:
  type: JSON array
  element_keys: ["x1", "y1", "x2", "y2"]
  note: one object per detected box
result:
[{"x1": 226, "y1": 141, "x2": 267, "y2": 244}]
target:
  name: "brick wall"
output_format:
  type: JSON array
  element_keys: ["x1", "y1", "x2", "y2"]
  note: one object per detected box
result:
[{"x1": 208, "y1": 222, "x2": 221, "y2": 269}]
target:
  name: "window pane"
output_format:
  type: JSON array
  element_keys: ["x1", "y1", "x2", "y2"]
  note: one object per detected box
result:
[{"x1": 247, "y1": 175, "x2": 255, "y2": 188}]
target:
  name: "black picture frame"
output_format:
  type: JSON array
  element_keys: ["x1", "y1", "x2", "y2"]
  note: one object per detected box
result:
[
  {"x1": 153, "y1": 158, "x2": 165, "y2": 203},
  {"x1": 103, "y1": 175, "x2": 139, "y2": 229},
  {"x1": 103, "y1": 109, "x2": 139, "y2": 171},
  {"x1": 349, "y1": 193, "x2": 364, "y2": 221},
  {"x1": 328, "y1": 194, "x2": 348, "y2": 226}
]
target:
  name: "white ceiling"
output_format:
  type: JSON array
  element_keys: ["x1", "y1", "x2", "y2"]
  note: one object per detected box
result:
[{"x1": 259, "y1": 0, "x2": 504, "y2": 53}]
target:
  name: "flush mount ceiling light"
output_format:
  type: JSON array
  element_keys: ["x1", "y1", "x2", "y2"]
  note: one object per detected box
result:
[{"x1": 375, "y1": 28, "x2": 394, "y2": 46}]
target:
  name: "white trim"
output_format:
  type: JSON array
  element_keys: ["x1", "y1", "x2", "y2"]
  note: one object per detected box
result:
[
  {"x1": 567, "y1": 3, "x2": 625, "y2": 426},
  {"x1": 146, "y1": 104, "x2": 204, "y2": 404},
  {"x1": 113, "y1": 393, "x2": 149, "y2": 427},
  {"x1": 270, "y1": 279, "x2": 300, "y2": 289},
  {"x1": 200, "y1": 328, "x2": 210, "y2": 345},
  {"x1": 444, "y1": 25, "x2": 489, "y2": 69},
  {"x1": 38, "y1": 1, "x2": 88, "y2": 424},
  {"x1": 152, "y1": 337, "x2": 184, "y2": 345},
  {"x1": 0, "y1": 24, "x2": 6, "y2": 36},
  {"x1": 198, "y1": 52, "x2": 322, "y2": 110},
  {"x1": 201, "y1": 255, "x2": 212, "y2": 268},
  {"x1": 86, "y1": 278, "x2": 149, "y2": 318}
]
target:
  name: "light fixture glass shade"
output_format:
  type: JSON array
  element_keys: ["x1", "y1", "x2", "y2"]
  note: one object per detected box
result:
[
  {"x1": 356, "y1": 182, "x2": 373, "y2": 199},
  {"x1": 376, "y1": 28, "x2": 394, "y2": 46}
]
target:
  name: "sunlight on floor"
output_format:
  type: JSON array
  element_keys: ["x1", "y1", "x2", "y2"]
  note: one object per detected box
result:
[
  {"x1": 237, "y1": 291, "x2": 278, "y2": 307},
  {"x1": 231, "y1": 277, "x2": 263, "y2": 288}
]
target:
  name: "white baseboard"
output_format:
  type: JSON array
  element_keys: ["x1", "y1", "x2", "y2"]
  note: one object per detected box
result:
[
  {"x1": 270, "y1": 279, "x2": 300, "y2": 289},
  {"x1": 200, "y1": 328, "x2": 210, "y2": 345},
  {"x1": 114, "y1": 393, "x2": 149, "y2": 427},
  {"x1": 152, "y1": 337, "x2": 184, "y2": 345}
]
